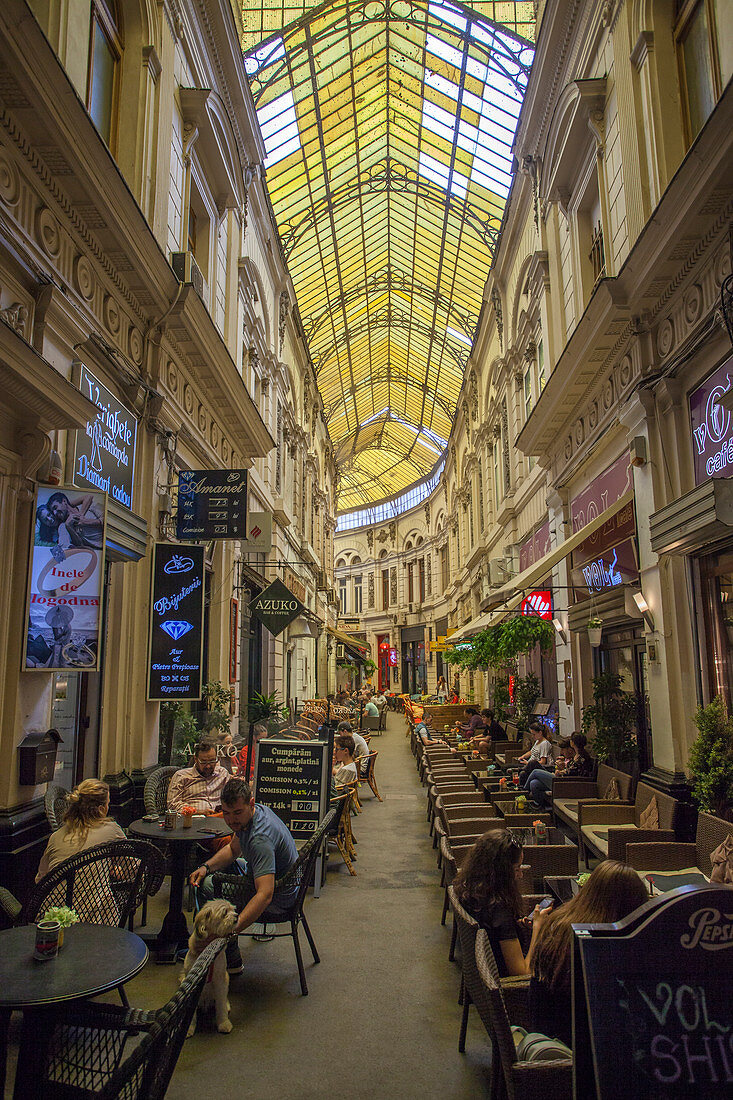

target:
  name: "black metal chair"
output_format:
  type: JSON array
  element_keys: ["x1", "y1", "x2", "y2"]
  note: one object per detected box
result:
[
  {"x1": 210, "y1": 807, "x2": 337, "y2": 995},
  {"x1": 19, "y1": 937, "x2": 227, "y2": 1100},
  {"x1": 44, "y1": 783, "x2": 71, "y2": 830}
]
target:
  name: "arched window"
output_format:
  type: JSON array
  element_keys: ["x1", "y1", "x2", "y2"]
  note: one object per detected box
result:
[
  {"x1": 378, "y1": 549, "x2": 388, "y2": 559},
  {"x1": 87, "y1": 0, "x2": 122, "y2": 148},
  {"x1": 336, "y1": 557, "x2": 346, "y2": 568}
]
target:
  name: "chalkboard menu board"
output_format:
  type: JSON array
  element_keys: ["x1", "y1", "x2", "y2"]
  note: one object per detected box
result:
[
  {"x1": 147, "y1": 543, "x2": 205, "y2": 700},
  {"x1": 254, "y1": 739, "x2": 329, "y2": 840},
  {"x1": 176, "y1": 469, "x2": 248, "y2": 539},
  {"x1": 572, "y1": 884, "x2": 733, "y2": 1100}
]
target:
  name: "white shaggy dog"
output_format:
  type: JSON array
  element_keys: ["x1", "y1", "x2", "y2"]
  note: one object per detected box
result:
[{"x1": 183, "y1": 899, "x2": 238, "y2": 1036}]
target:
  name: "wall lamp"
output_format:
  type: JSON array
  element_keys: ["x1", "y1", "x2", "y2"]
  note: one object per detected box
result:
[
  {"x1": 632, "y1": 590, "x2": 655, "y2": 632},
  {"x1": 552, "y1": 618, "x2": 567, "y2": 644}
]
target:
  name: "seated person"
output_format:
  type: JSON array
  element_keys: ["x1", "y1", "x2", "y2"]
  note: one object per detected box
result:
[
  {"x1": 530, "y1": 861, "x2": 647, "y2": 1047},
  {"x1": 517, "y1": 722, "x2": 554, "y2": 786},
  {"x1": 374, "y1": 690, "x2": 388, "y2": 714},
  {"x1": 415, "y1": 718, "x2": 447, "y2": 746},
  {"x1": 36, "y1": 778, "x2": 125, "y2": 882},
  {"x1": 167, "y1": 738, "x2": 229, "y2": 813},
  {"x1": 337, "y1": 721, "x2": 370, "y2": 775},
  {"x1": 454, "y1": 830, "x2": 552, "y2": 977},
  {"x1": 190, "y1": 778, "x2": 298, "y2": 974},
  {"x1": 482, "y1": 708, "x2": 505, "y2": 740},
  {"x1": 462, "y1": 706, "x2": 485, "y2": 737},
  {"x1": 332, "y1": 734, "x2": 358, "y2": 789},
  {"x1": 228, "y1": 723, "x2": 268, "y2": 781},
  {"x1": 465, "y1": 708, "x2": 504, "y2": 755},
  {"x1": 527, "y1": 732, "x2": 594, "y2": 808},
  {"x1": 363, "y1": 693, "x2": 379, "y2": 718}
]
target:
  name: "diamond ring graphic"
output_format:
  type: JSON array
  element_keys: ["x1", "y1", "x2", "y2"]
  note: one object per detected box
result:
[{"x1": 160, "y1": 620, "x2": 194, "y2": 640}]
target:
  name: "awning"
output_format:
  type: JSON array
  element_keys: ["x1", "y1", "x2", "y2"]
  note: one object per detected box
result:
[
  {"x1": 448, "y1": 612, "x2": 493, "y2": 643},
  {"x1": 328, "y1": 627, "x2": 371, "y2": 656},
  {"x1": 485, "y1": 489, "x2": 635, "y2": 612}
]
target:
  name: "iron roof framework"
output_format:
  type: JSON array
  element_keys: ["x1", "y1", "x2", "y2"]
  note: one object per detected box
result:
[{"x1": 241, "y1": 0, "x2": 535, "y2": 510}]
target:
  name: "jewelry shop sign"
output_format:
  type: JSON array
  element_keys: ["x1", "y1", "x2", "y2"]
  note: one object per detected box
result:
[
  {"x1": 24, "y1": 486, "x2": 107, "y2": 671},
  {"x1": 176, "y1": 469, "x2": 248, "y2": 539},
  {"x1": 73, "y1": 365, "x2": 137, "y2": 509},
  {"x1": 147, "y1": 543, "x2": 205, "y2": 701}
]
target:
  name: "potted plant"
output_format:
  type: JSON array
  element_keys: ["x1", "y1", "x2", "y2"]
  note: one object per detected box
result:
[
  {"x1": 43, "y1": 905, "x2": 78, "y2": 947},
  {"x1": 581, "y1": 671, "x2": 638, "y2": 770},
  {"x1": 587, "y1": 618, "x2": 603, "y2": 647},
  {"x1": 249, "y1": 690, "x2": 290, "y2": 733},
  {"x1": 687, "y1": 695, "x2": 733, "y2": 821}
]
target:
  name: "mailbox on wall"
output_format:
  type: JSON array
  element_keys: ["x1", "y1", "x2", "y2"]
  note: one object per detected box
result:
[{"x1": 18, "y1": 728, "x2": 62, "y2": 785}]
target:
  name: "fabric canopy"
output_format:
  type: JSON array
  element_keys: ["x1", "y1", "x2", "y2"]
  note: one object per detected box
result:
[{"x1": 328, "y1": 626, "x2": 371, "y2": 655}]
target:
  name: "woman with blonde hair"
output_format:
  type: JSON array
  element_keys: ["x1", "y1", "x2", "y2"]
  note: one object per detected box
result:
[
  {"x1": 36, "y1": 778, "x2": 125, "y2": 882},
  {"x1": 529, "y1": 860, "x2": 648, "y2": 1046}
]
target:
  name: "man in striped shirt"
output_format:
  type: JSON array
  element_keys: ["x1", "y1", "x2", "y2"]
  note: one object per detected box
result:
[{"x1": 167, "y1": 739, "x2": 229, "y2": 813}]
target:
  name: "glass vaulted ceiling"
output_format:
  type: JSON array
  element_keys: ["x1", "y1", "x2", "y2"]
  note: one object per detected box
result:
[{"x1": 240, "y1": 0, "x2": 535, "y2": 512}]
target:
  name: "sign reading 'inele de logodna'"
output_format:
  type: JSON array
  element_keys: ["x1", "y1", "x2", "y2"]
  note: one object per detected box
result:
[{"x1": 249, "y1": 578, "x2": 305, "y2": 637}]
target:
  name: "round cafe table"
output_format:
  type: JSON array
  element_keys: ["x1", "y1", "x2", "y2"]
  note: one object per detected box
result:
[
  {"x1": 128, "y1": 815, "x2": 232, "y2": 963},
  {"x1": 0, "y1": 923, "x2": 147, "y2": 1099}
]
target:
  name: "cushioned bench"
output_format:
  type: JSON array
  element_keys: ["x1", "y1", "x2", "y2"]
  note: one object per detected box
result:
[
  {"x1": 579, "y1": 781, "x2": 683, "y2": 865},
  {"x1": 552, "y1": 763, "x2": 633, "y2": 843},
  {"x1": 625, "y1": 810, "x2": 733, "y2": 879}
]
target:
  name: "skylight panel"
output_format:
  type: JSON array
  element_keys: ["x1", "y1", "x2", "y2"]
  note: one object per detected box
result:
[
  {"x1": 446, "y1": 325, "x2": 472, "y2": 346},
  {"x1": 257, "y1": 90, "x2": 301, "y2": 168},
  {"x1": 419, "y1": 151, "x2": 469, "y2": 198},
  {"x1": 428, "y1": 1, "x2": 467, "y2": 32},
  {"x1": 244, "y1": 37, "x2": 285, "y2": 76}
]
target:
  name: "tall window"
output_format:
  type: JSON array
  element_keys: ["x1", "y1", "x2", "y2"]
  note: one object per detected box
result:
[
  {"x1": 493, "y1": 437, "x2": 501, "y2": 506},
  {"x1": 523, "y1": 366, "x2": 532, "y2": 420},
  {"x1": 537, "y1": 339, "x2": 546, "y2": 392},
  {"x1": 676, "y1": 0, "x2": 731, "y2": 144},
  {"x1": 382, "y1": 568, "x2": 390, "y2": 610},
  {"x1": 407, "y1": 561, "x2": 414, "y2": 603},
  {"x1": 418, "y1": 557, "x2": 425, "y2": 602},
  {"x1": 353, "y1": 574, "x2": 363, "y2": 614},
  {"x1": 338, "y1": 578, "x2": 347, "y2": 614},
  {"x1": 86, "y1": 0, "x2": 121, "y2": 148},
  {"x1": 477, "y1": 461, "x2": 485, "y2": 531},
  {"x1": 440, "y1": 545, "x2": 449, "y2": 592}
]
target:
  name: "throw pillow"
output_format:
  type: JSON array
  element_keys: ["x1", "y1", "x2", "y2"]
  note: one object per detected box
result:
[
  {"x1": 604, "y1": 777, "x2": 621, "y2": 801},
  {"x1": 511, "y1": 1027, "x2": 572, "y2": 1063},
  {"x1": 639, "y1": 795, "x2": 660, "y2": 830},
  {"x1": 709, "y1": 834, "x2": 733, "y2": 884}
]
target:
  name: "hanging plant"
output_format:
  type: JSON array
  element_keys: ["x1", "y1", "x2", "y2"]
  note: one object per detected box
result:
[
  {"x1": 587, "y1": 618, "x2": 603, "y2": 647},
  {"x1": 446, "y1": 615, "x2": 554, "y2": 673}
]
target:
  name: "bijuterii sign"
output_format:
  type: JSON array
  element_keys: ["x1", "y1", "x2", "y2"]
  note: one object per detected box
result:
[{"x1": 24, "y1": 486, "x2": 107, "y2": 671}]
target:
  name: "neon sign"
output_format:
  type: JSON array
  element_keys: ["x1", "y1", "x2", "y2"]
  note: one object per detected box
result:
[
  {"x1": 689, "y1": 365, "x2": 733, "y2": 484},
  {"x1": 581, "y1": 547, "x2": 623, "y2": 592},
  {"x1": 388, "y1": 647, "x2": 398, "y2": 666}
]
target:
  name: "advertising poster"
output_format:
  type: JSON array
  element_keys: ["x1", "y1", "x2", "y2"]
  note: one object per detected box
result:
[
  {"x1": 147, "y1": 543, "x2": 205, "y2": 701},
  {"x1": 24, "y1": 486, "x2": 107, "y2": 671}
]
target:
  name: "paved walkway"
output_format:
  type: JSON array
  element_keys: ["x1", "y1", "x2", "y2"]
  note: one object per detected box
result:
[{"x1": 129, "y1": 712, "x2": 493, "y2": 1098}]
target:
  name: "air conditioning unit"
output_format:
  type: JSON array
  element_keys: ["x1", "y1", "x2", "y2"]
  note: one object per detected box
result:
[
  {"x1": 170, "y1": 250, "x2": 205, "y2": 300},
  {"x1": 316, "y1": 569, "x2": 328, "y2": 590},
  {"x1": 489, "y1": 558, "x2": 508, "y2": 586}
]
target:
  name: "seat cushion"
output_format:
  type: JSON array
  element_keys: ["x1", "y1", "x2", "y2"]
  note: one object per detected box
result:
[
  {"x1": 710, "y1": 835, "x2": 733, "y2": 884},
  {"x1": 582, "y1": 824, "x2": 640, "y2": 857},
  {"x1": 553, "y1": 798, "x2": 579, "y2": 825}
]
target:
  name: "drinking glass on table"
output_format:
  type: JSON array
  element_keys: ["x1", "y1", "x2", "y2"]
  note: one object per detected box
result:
[{"x1": 512, "y1": 771, "x2": 520, "y2": 787}]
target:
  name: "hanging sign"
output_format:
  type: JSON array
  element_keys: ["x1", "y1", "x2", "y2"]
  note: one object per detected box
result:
[
  {"x1": 249, "y1": 578, "x2": 305, "y2": 637},
  {"x1": 520, "y1": 590, "x2": 553, "y2": 619},
  {"x1": 147, "y1": 543, "x2": 205, "y2": 700},
  {"x1": 229, "y1": 598, "x2": 238, "y2": 684},
  {"x1": 254, "y1": 739, "x2": 330, "y2": 839},
  {"x1": 689, "y1": 359, "x2": 733, "y2": 485},
  {"x1": 176, "y1": 469, "x2": 248, "y2": 539},
  {"x1": 388, "y1": 647, "x2": 398, "y2": 665},
  {"x1": 73, "y1": 365, "x2": 137, "y2": 509},
  {"x1": 24, "y1": 486, "x2": 107, "y2": 671},
  {"x1": 239, "y1": 511, "x2": 273, "y2": 553}
]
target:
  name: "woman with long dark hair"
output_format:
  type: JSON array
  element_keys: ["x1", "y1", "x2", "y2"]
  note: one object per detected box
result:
[
  {"x1": 527, "y1": 731, "x2": 594, "y2": 808},
  {"x1": 529, "y1": 860, "x2": 648, "y2": 1045},
  {"x1": 453, "y1": 829, "x2": 552, "y2": 976}
]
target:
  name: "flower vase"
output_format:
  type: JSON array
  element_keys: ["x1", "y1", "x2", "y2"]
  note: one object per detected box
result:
[{"x1": 181, "y1": 813, "x2": 193, "y2": 829}]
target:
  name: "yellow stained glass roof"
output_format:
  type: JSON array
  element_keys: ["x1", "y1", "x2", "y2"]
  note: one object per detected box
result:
[{"x1": 240, "y1": 0, "x2": 535, "y2": 511}]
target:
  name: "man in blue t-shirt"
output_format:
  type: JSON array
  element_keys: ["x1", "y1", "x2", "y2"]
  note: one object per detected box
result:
[{"x1": 190, "y1": 777, "x2": 298, "y2": 974}]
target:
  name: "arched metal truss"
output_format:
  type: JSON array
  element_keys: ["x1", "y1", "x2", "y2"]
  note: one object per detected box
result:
[{"x1": 241, "y1": 0, "x2": 534, "y2": 510}]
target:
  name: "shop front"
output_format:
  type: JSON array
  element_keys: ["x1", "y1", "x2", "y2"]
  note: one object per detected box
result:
[{"x1": 401, "y1": 624, "x2": 426, "y2": 695}]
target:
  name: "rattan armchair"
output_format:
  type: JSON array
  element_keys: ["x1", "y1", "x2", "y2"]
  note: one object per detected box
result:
[
  {"x1": 143, "y1": 766, "x2": 178, "y2": 814},
  {"x1": 211, "y1": 807, "x2": 337, "y2": 995},
  {"x1": 474, "y1": 928, "x2": 572, "y2": 1100},
  {"x1": 359, "y1": 750, "x2": 383, "y2": 801},
  {"x1": 44, "y1": 782, "x2": 71, "y2": 830},
  {"x1": 20, "y1": 937, "x2": 227, "y2": 1100},
  {"x1": 625, "y1": 810, "x2": 733, "y2": 877}
]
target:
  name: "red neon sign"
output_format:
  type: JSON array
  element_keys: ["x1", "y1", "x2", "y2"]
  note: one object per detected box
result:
[{"x1": 520, "y1": 590, "x2": 552, "y2": 620}]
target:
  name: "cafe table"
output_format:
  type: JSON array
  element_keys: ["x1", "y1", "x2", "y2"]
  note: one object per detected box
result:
[
  {"x1": 128, "y1": 814, "x2": 231, "y2": 963},
  {"x1": 0, "y1": 923, "x2": 147, "y2": 1099}
]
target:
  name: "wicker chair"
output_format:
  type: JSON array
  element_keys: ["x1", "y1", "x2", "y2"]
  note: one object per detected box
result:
[
  {"x1": 359, "y1": 750, "x2": 383, "y2": 801},
  {"x1": 44, "y1": 782, "x2": 71, "y2": 830},
  {"x1": 475, "y1": 929, "x2": 572, "y2": 1100},
  {"x1": 211, "y1": 807, "x2": 337, "y2": 995},
  {"x1": 18, "y1": 938, "x2": 227, "y2": 1100},
  {"x1": 143, "y1": 766, "x2": 179, "y2": 814},
  {"x1": 625, "y1": 810, "x2": 733, "y2": 877},
  {"x1": 331, "y1": 787, "x2": 358, "y2": 876}
]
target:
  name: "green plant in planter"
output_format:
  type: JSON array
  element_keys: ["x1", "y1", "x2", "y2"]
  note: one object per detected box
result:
[
  {"x1": 249, "y1": 690, "x2": 290, "y2": 732},
  {"x1": 587, "y1": 618, "x2": 603, "y2": 629},
  {"x1": 687, "y1": 695, "x2": 733, "y2": 820},
  {"x1": 363, "y1": 658, "x2": 377, "y2": 676},
  {"x1": 446, "y1": 616, "x2": 555, "y2": 674},
  {"x1": 492, "y1": 678, "x2": 511, "y2": 723},
  {"x1": 581, "y1": 671, "x2": 638, "y2": 768}
]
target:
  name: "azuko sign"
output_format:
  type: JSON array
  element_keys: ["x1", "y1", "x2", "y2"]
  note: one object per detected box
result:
[{"x1": 249, "y1": 578, "x2": 305, "y2": 637}]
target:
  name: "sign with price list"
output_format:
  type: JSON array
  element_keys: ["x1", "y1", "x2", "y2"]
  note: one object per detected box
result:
[
  {"x1": 176, "y1": 469, "x2": 248, "y2": 539},
  {"x1": 254, "y1": 739, "x2": 330, "y2": 840}
]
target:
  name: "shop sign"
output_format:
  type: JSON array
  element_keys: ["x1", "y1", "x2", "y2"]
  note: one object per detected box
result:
[
  {"x1": 24, "y1": 486, "x2": 107, "y2": 671},
  {"x1": 229, "y1": 598, "x2": 238, "y2": 684},
  {"x1": 388, "y1": 647, "x2": 398, "y2": 666},
  {"x1": 284, "y1": 568, "x2": 307, "y2": 604},
  {"x1": 519, "y1": 521, "x2": 551, "y2": 572},
  {"x1": 520, "y1": 590, "x2": 552, "y2": 619},
  {"x1": 570, "y1": 452, "x2": 632, "y2": 534},
  {"x1": 73, "y1": 365, "x2": 137, "y2": 509},
  {"x1": 239, "y1": 511, "x2": 273, "y2": 553},
  {"x1": 147, "y1": 543, "x2": 205, "y2": 700},
  {"x1": 689, "y1": 361, "x2": 733, "y2": 485},
  {"x1": 572, "y1": 538, "x2": 638, "y2": 594},
  {"x1": 254, "y1": 739, "x2": 330, "y2": 839},
  {"x1": 249, "y1": 578, "x2": 305, "y2": 637},
  {"x1": 176, "y1": 469, "x2": 248, "y2": 539}
]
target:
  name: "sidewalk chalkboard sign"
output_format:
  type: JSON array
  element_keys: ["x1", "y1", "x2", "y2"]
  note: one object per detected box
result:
[
  {"x1": 572, "y1": 884, "x2": 733, "y2": 1100},
  {"x1": 254, "y1": 739, "x2": 329, "y2": 840},
  {"x1": 147, "y1": 543, "x2": 205, "y2": 700},
  {"x1": 176, "y1": 469, "x2": 248, "y2": 539}
]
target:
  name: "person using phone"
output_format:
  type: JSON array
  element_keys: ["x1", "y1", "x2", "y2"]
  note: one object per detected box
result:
[
  {"x1": 453, "y1": 830, "x2": 553, "y2": 977},
  {"x1": 529, "y1": 861, "x2": 648, "y2": 1046}
]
